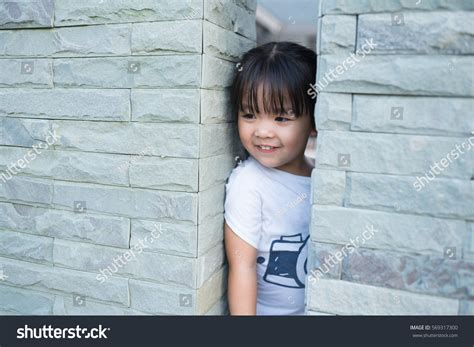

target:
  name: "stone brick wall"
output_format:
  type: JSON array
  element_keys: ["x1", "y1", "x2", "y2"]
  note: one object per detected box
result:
[
  {"x1": 0, "y1": 0, "x2": 256, "y2": 315},
  {"x1": 306, "y1": 0, "x2": 474, "y2": 315}
]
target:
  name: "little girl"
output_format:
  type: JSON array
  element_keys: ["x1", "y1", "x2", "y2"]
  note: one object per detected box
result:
[{"x1": 224, "y1": 41, "x2": 317, "y2": 315}]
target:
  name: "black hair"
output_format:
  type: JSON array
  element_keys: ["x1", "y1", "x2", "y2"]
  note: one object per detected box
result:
[{"x1": 230, "y1": 41, "x2": 317, "y2": 130}]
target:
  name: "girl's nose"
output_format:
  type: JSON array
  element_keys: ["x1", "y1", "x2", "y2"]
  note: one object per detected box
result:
[{"x1": 254, "y1": 121, "x2": 275, "y2": 138}]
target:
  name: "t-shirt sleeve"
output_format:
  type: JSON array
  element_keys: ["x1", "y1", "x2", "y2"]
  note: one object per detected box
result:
[{"x1": 224, "y1": 170, "x2": 262, "y2": 249}]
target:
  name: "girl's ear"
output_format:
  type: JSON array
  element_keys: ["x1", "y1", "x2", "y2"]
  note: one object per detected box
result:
[{"x1": 310, "y1": 128, "x2": 318, "y2": 137}]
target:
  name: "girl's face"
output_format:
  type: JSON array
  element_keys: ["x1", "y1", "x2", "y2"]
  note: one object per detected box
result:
[{"x1": 238, "y1": 87, "x2": 315, "y2": 175}]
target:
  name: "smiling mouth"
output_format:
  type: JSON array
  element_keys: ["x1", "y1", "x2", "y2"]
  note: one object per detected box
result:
[{"x1": 255, "y1": 145, "x2": 279, "y2": 153}]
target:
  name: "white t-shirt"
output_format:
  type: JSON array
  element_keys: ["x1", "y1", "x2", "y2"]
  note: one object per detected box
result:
[{"x1": 224, "y1": 155, "x2": 312, "y2": 315}]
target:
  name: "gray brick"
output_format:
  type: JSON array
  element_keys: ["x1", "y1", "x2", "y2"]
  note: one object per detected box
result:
[
  {"x1": 202, "y1": 54, "x2": 236, "y2": 89},
  {"x1": 316, "y1": 131, "x2": 472, "y2": 179},
  {"x1": 52, "y1": 181, "x2": 198, "y2": 223},
  {"x1": 347, "y1": 173, "x2": 474, "y2": 219},
  {"x1": 130, "y1": 157, "x2": 198, "y2": 192},
  {"x1": 318, "y1": 55, "x2": 474, "y2": 96},
  {"x1": 0, "y1": 0, "x2": 53, "y2": 29},
  {"x1": 54, "y1": 0, "x2": 203, "y2": 26},
  {"x1": 0, "y1": 256, "x2": 129, "y2": 305},
  {"x1": 132, "y1": 21, "x2": 202, "y2": 55},
  {"x1": 319, "y1": 15, "x2": 356, "y2": 54},
  {"x1": 0, "y1": 24, "x2": 131, "y2": 57},
  {"x1": 129, "y1": 279, "x2": 194, "y2": 314},
  {"x1": 307, "y1": 242, "x2": 342, "y2": 280},
  {"x1": 53, "y1": 239, "x2": 196, "y2": 288},
  {"x1": 201, "y1": 89, "x2": 233, "y2": 124},
  {"x1": 203, "y1": 21, "x2": 255, "y2": 61},
  {"x1": 53, "y1": 56, "x2": 201, "y2": 88},
  {"x1": 53, "y1": 296, "x2": 147, "y2": 315},
  {"x1": 342, "y1": 248, "x2": 474, "y2": 300},
  {"x1": 315, "y1": 93, "x2": 352, "y2": 130},
  {"x1": 198, "y1": 214, "x2": 225, "y2": 256},
  {"x1": 0, "y1": 89, "x2": 130, "y2": 121},
  {"x1": 308, "y1": 279, "x2": 459, "y2": 315},
  {"x1": 205, "y1": 0, "x2": 256, "y2": 40},
  {"x1": 311, "y1": 206, "x2": 465, "y2": 255},
  {"x1": 353, "y1": 95, "x2": 474, "y2": 137},
  {"x1": 0, "y1": 59, "x2": 52, "y2": 88},
  {"x1": 0, "y1": 117, "x2": 54, "y2": 148},
  {"x1": 0, "y1": 202, "x2": 130, "y2": 248},
  {"x1": 131, "y1": 89, "x2": 200, "y2": 123},
  {"x1": 197, "y1": 266, "x2": 226, "y2": 314},
  {"x1": 0, "y1": 147, "x2": 129, "y2": 186},
  {"x1": 198, "y1": 185, "x2": 225, "y2": 224},
  {"x1": 55, "y1": 120, "x2": 200, "y2": 156},
  {"x1": 322, "y1": 0, "x2": 474, "y2": 14},
  {"x1": 358, "y1": 12, "x2": 474, "y2": 55},
  {"x1": 196, "y1": 243, "x2": 225, "y2": 287},
  {"x1": 131, "y1": 219, "x2": 197, "y2": 257},
  {"x1": 311, "y1": 169, "x2": 346, "y2": 206},
  {"x1": 199, "y1": 154, "x2": 235, "y2": 191},
  {"x1": 200, "y1": 123, "x2": 236, "y2": 158},
  {"x1": 0, "y1": 230, "x2": 53, "y2": 264},
  {"x1": 0, "y1": 285, "x2": 54, "y2": 315},
  {"x1": 0, "y1": 176, "x2": 53, "y2": 205}
]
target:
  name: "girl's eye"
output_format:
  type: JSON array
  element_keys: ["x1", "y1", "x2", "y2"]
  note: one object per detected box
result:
[
  {"x1": 275, "y1": 116, "x2": 291, "y2": 122},
  {"x1": 241, "y1": 114, "x2": 255, "y2": 119}
]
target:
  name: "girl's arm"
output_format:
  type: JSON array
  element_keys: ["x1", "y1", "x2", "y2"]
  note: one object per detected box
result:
[{"x1": 224, "y1": 221, "x2": 257, "y2": 315}]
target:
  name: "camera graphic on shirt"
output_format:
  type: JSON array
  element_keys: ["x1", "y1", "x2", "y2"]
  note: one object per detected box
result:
[{"x1": 263, "y1": 234, "x2": 309, "y2": 288}]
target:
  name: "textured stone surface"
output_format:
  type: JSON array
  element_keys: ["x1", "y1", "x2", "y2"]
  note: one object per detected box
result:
[
  {"x1": 0, "y1": 202, "x2": 130, "y2": 248},
  {"x1": 311, "y1": 169, "x2": 346, "y2": 206},
  {"x1": 199, "y1": 154, "x2": 235, "y2": 191},
  {"x1": 52, "y1": 182, "x2": 198, "y2": 223},
  {"x1": 307, "y1": 241, "x2": 342, "y2": 280},
  {"x1": 205, "y1": 0, "x2": 256, "y2": 40},
  {"x1": 316, "y1": 131, "x2": 472, "y2": 179},
  {"x1": 204, "y1": 21, "x2": 255, "y2": 61},
  {"x1": 197, "y1": 266, "x2": 226, "y2": 314},
  {"x1": 201, "y1": 89, "x2": 233, "y2": 124},
  {"x1": 317, "y1": 55, "x2": 474, "y2": 96},
  {"x1": 54, "y1": 56, "x2": 201, "y2": 88},
  {"x1": 131, "y1": 89, "x2": 200, "y2": 123},
  {"x1": 315, "y1": 93, "x2": 352, "y2": 130},
  {"x1": 0, "y1": 285, "x2": 54, "y2": 315},
  {"x1": 130, "y1": 219, "x2": 197, "y2": 257},
  {"x1": 129, "y1": 157, "x2": 198, "y2": 192},
  {"x1": 311, "y1": 206, "x2": 465, "y2": 255},
  {"x1": 319, "y1": 15, "x2": 356, "y2": 54},
  {"x1": 0, "y1": 256, "x2": 129, "y2": 305},
  {"x1": 0, "y1": 24, "x2": 131, "y2": 57},
  {"x1": 0, "y1": 89, "x2": 130, "y2": 121},
  {"x1": 198, "y1": 214, "x2": 225, "y2": 256},
  {"x1": 347, "y1": 173, "x2": 474, "y2": 219},
  {"x1": 53, "y1": 239, "x2": 196, "y2": 288},
  {"x1": 129, "y1": 279, "x2": 194, "y2": 314},
  {"x1": 0, "y1": 59, "x2": 52, "y2": 88},
  {"x1": 132, "y1": 21, "x2": 202, "y2": 55},
  {"x1": 353, "y1": 95, "x2": 474, "y2": 137},
  {"x1": 202, "y1": 54, "x2": 236, "y2": 89},
  {"x1": 0, "y1": 230, "x2": 53, "y2": 264},
  {"x1": 54, "y1": 0, "x2": 203, "y2": 26},
  {"x1": 0, "y1": 0, "x2": 53, "y2": 29},
  {"x1": 322, "y1": 0, "x2": 474, "y2": 14},
  {"x1": 53, "y1": 296, "x2": 147, "y2": 315},
  {"x1": 0, "y1": 176, "x2": 53, "y2": 205},
  {"x1": 0, "y1": 147, "x2": 129, "y2": 186},
  {"x1": 342, "y1": 248, "x2": 474, "y2": 300},
  {"x1": 308, "y1": 279, "x2": 459, "y2": 315},
  {"x1": 358, "y1": 12, "x2": 474, "y2": 54}
]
